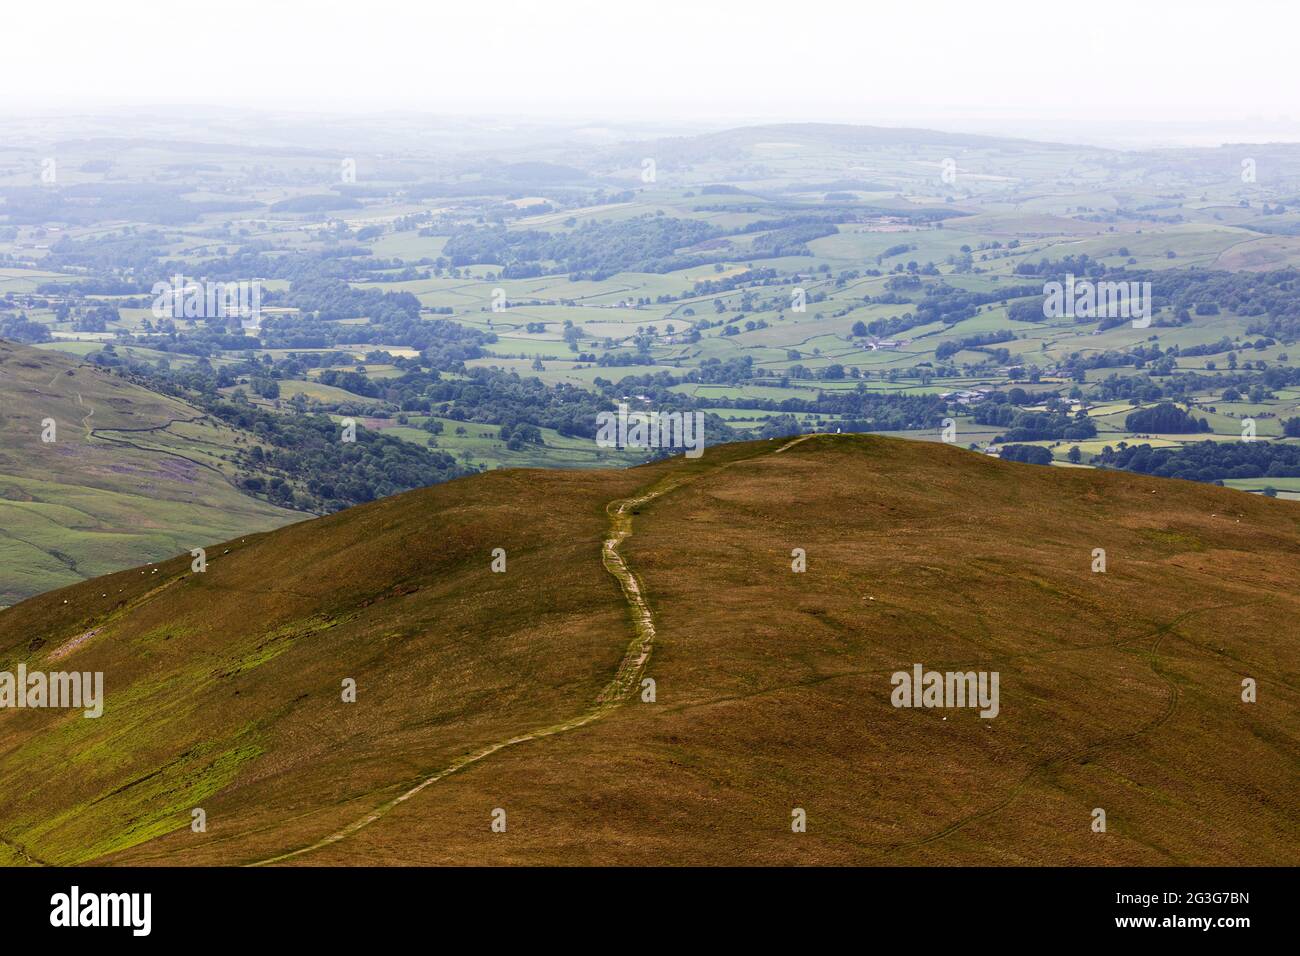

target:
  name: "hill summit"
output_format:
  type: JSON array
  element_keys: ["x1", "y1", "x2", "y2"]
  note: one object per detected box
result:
[{"x1": 0, "y1": 434, "x2": 1295, "y2": 865}]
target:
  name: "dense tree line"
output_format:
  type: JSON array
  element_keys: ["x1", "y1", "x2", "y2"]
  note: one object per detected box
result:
[
  {"x1": 107, "y1": 356, "x2": 471, "y2": 512},
  {"x1": 863, "y1": 282, "x2": 1040, "y2": 339},
  {"x1": 1094, "y1": 440, "x2": 1300, "y2": 481},
  {"x1": 277, "y1": 278, "x2": 420, "y2": 322},
  {"x1": 1124, "y1": 403, "x2": 1211, "y2": 434},
  {"x1": 1011, "y1": 259, "x2": 1300, "y2": 340},
  {"x1": 444, "y1": 215, "x2": 726, "y2": 280},
  {"x1": 0, "y1": 184, "x2": 258, "y2": 226},
  {"x1": 0, "y1": 313, "x2": 52, "y2": 343},
  {"x1": 268, "y1": 195, "x2": 362, "y2": 213},
  {"x1": 1057, "y1": 364, "x2": 1293, "y2": 408},
  {"x1": 215, "y1": 400, "x2": 468, "y2": 511},
  {"x1": 999, "y1": 444, "x2": 1054, "y2": 465},
  {"x1": 934, "y1": 329, "x2": 1016, "y2": 360},
  {"x1": 750, "y1": 222, "x2": 838, "y2": 256},
  {"x1": 913, "y1": 282, "x2": 1042, "y2": 327}
]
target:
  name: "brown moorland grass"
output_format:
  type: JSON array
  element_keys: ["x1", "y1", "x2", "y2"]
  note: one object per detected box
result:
[{"x1": 0, "y1": 434, "x2": 1296, "y2": 865}]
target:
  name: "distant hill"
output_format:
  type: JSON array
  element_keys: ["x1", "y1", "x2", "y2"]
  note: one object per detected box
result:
[
  {"x1": 1, "y1": 434, "x2": 1295, "y2": 865},
  {"x1": 0, "y1": 339, "x2": 301, "y2": 605},
  {"x1": 623, "y1": 121, "x2": 1086, "y2": 164}
]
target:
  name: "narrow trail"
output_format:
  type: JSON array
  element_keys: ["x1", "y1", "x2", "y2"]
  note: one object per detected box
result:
[
  {"x1": 76, "y1": 391, "x2": 93, "y2": 437},
  {"x1": 0, "y1": 834, "x2": 51, "y2": 867},
  {"x1": 88, "y1": 413, "x2": 269, "y2": 500},
  {"x1": 88, "y1": 414, "x2": 221, "y2": 475},
  {"x1": 248, "y1": 434, "x2": 814, "y2": 865},
  {"x1": 69, "y1": 389, "x2": 232, "y2": 485}
]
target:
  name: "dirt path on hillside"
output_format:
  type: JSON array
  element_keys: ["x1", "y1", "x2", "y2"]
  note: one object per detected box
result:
[
  {"x1": 73, "y1": 391, "x2": 94, "y2": 438},
  {"x1": 247, "y1": 435, "x2": 814, "y2": 865},
  {"x1": 0, "y1": 834, "x2": 52, "y2": 867}
]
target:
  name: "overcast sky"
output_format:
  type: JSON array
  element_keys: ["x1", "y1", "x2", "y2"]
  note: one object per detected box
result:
[{"x1": 2, "y1": 0, "x2": 1296, "y2": 145}]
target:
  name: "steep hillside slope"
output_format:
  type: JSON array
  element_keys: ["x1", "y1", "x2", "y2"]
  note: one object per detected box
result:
[
  {"x1": 0, "y1": 339, "x2": 301, "y2": 604},
  {"x1": 0, "y1": 435, "x2": 1295, "y2": 865}
]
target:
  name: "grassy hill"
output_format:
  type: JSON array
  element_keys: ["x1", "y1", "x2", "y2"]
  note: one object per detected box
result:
[
  {"x1": 0, "y1": 339, "x2": 302, "y2": 605},
  {"x1": 0, "y1": 434, "x2": 1296, "y2": 865}
]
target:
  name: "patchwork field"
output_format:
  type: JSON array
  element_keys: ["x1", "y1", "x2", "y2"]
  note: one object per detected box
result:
[{"x1": 4, "y1": 115, "x2": 1300, "y2": 597}]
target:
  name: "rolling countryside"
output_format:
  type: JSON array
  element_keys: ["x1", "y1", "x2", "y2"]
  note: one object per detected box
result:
[{"x1": 1, "y1": 1, "x2": 1297, "y2": 943}]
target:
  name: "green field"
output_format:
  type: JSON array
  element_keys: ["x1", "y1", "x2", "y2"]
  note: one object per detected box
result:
[{"x1": 6, "y1": 116, "x2": 1300, "y2": 603}]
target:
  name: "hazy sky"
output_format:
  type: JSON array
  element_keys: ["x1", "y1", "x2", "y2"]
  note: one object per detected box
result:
[{"x1": 2, "y1": 0, "x2": 1296, "y2": 145}]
